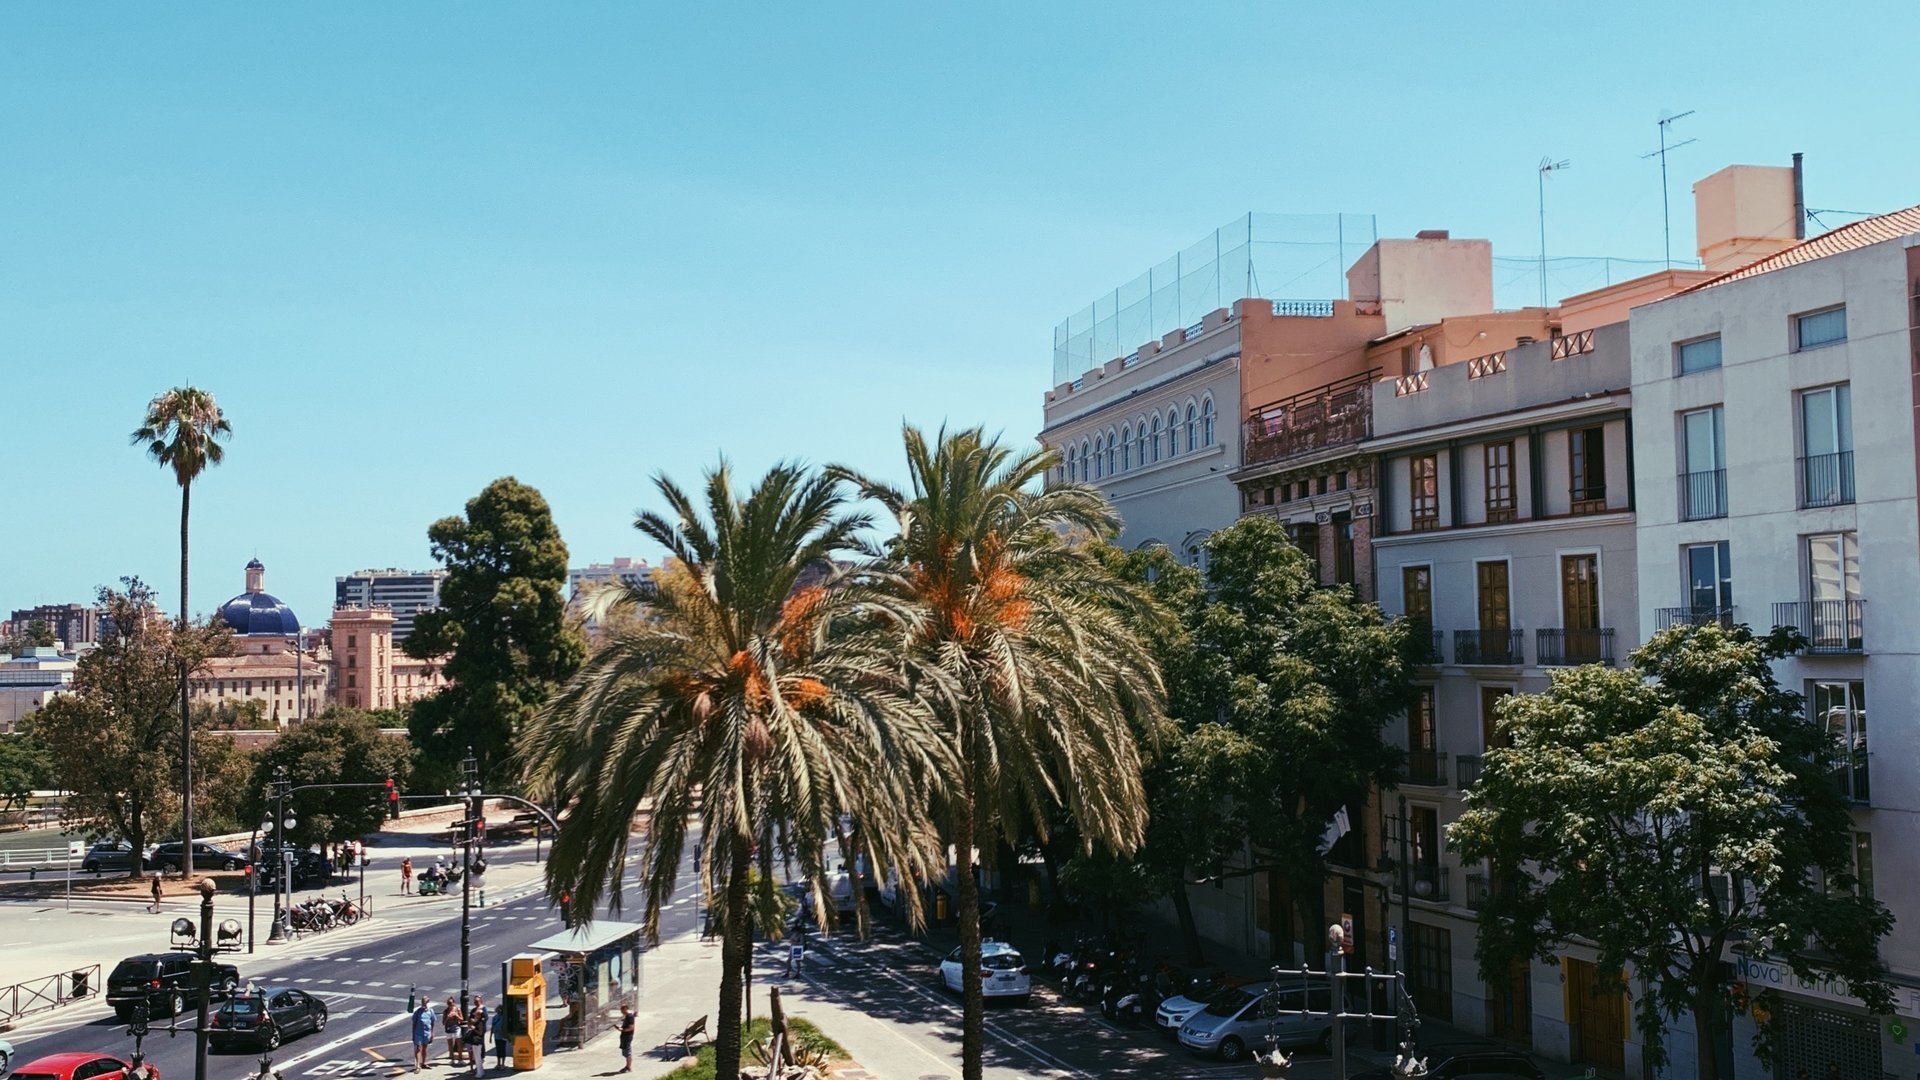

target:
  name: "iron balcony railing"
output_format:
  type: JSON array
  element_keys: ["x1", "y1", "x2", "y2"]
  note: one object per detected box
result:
[
  {"x1": 1455, "y1": 754, "x2": 1483, "y2": 790},
  {"x1": 1550, "y1": 328, "x2": 1596, "y2": 360},
  {"x1": 1537, "y1": 628, "x2": 1616, "y2": 666},
  {"x1": 1467, "y1": 351, "x2": 1507, "y2": 379},
  {"x1": 1834, "y1": 748, "x2": 1871, "y2": 806},
  {"x1": 1455, "y1": 628, "x2": 1524, "y2": 666},
  {"x1": 1464, "y1": 871, "x2": 1489, "y2": 911},
  {"x1": 1401, "y1": 622, "x2": 1443, "y2": 665},
  {"x1": 1679, "y1": 469, "x2": 1728, "y2": 520},
  {"x1": 1773, "y1": 600, "x2": 1866, "y2": 654},
  {"x1": 1799, "y1": 451, "x2": 1856, "y2": 508},
  {"x1": 1242, "y1": 369, "x2": 1379, "y2": 468},
  {"x1": 1406, "y1": 749, "x2": 1449, "y2": 787},
  {"x1": 1271, "y1": 299, "x2": 1335, "y2": 318},
  {"x1": 1655, "y1": 606, "x2": 1738, "y2": 631}
]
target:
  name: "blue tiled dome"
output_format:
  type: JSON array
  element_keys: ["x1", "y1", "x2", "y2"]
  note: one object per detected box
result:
[{"x1": 218, "y1": 592, "x2": 301, "y2": 636}]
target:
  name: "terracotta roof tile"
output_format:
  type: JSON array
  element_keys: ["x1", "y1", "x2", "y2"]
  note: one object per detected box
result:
[{"x1": 1685, "y1": 205, "x2": 1920, "y2": 292}]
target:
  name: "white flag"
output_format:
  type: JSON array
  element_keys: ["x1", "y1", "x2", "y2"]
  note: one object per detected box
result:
[{"x1": 1318, "y1": 806, "x2": 1352, "y2": 853}]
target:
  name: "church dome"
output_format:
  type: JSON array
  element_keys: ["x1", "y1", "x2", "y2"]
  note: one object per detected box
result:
[{"x1": 217, "y1": 559, "x2": 300, "y2": 636}]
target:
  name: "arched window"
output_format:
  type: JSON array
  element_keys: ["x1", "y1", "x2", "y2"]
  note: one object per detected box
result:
[
  {"x1": 1151, "y1": 415, "x2": 1163, "y2": 462},
  {"x1": 1186, "y1": 403, "x2": 1198, "y2": 452},
  {"x1": 1136, "y1": 419, "x2": 1149, "y2": 465},
  {"x1": 1121, "y1": 425, "x2": 1132, "y2": 471},
  {"x1": 1065, "y1": 446, "x2": 1077, "y2": 482},
  {"x1": 1093, "y1": 435, "x2": 1104, "y2": 479},
  {"x1": 1202, "y1": 397, "x2": 1216, "y2": 446},
  {"x1": 1167, "y1": 409, "x2": 1182, "y2": 455},
  {"x1": 1081, "y1": 439, "x2": 1092, "y2": 481},
  {"x1": 1105, "y1": 429, "x2": 1118, "y2": 475}
]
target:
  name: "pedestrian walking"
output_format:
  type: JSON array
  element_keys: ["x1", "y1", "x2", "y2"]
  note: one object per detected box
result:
[
  {"x1": 443, "y1": 996, "x2": 465, "y2": 1065},
  {"x1": 149, "y1": 873, "x2": 163, "y2": 913},
  {"x1": 464, "y1": 996, "x2": 488, "y2": 1078},
  {"x1": 616, "y1": 1004, "x2": 634, "y2": 1073},
  {"x1": 401, "y1": 857, "x2": 412, "y2": 895},
  {"x1": 490, "y1": 1007, "x2": 508, "y2": 1069},
  {"x1": 410, "y1": 996, "x2": 437, "y2": 1073}
]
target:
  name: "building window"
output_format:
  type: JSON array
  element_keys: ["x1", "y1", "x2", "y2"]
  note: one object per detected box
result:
[
  {"x1": 1064, "y1": 447, "x2": 1076, "y2": 483},
  {"x1": 1812, "y1": 680, "x2": 1868, "y2": 804},
  {"x1": 1484, "y1": 441, "x2": 1516, "y2": 522},
  {"x1": 1151, "y1": 416, "x2": 1163, "y2": 462},
  {"x1": 1202, "y1": 397, "x2": 1216, "y2": 446},
  {"x1": 1135, "y1": 420, "x2": 1148, "y2": 464},
  {"x1": 347, "y1": 673, "x2": 356, "y2": 688},
  {"x1": 1799, "y1": 384, "x2": 1854, "y2": 507},
  {"x1": 1333, "y1": 513, "x2": 1355, "y2": 586},
  {"x1": 1408, "y1": 686, "x2": 1439, "y2": 783},
  {"x1": 1795, "y1": 306, "x2": 1847, "y2": 351},
  {"x1": 1410, "y1": 455, "x2": 1440, "y2": 531},
  {"x1": 1680, "y1": 407, "x2": 1727, "y2": 520},
  {"x1": 1677, "y1": 335, "x2": 1722, "y2": 374},
  {"x1": 1120, "y1": 425, "x2": 1132, "y2": 471},
  {"x1": 1408, "y1": 922, "x2": 1453, "y2": 1021},
  {"x1": 1569, "y1": 426, "x2": 1606, "y2": 511},
  {"x1": 1092, "y1": 436, "x2": 1104, "y2": 479},
  {"x1": 1164, "y1": 410, "x2": 1179, "y2": 455},
  {"x1": 1289, "y1": 522, "x2": 1320, "y2": 573},
  {"x1": 347, "y1": 654, "x2": 356, "y2": 668},
  {"x1": 348, "y1": 635, "x2": 357, "y2": 647},
  {"x1": 1684, "y1": 541, "x2": 1733, "y2": 620},
  {"x1": 1185, "y1": 404, "x2": 1198, "y2": 452},
  {"x1": 1804, "y1": 531, "x2": 1862, "y2": 650},
  {"x1": 1477, "y1": 560, "x2": 1510, "y2": 631},
  {"x1": 1105, "y1": 431, "x2": 1117, "y2": 477},
  {"x1": 1481, "y1": 686, "x2": 1513, "y2": 751},
  {"x1": 1403, "y1": 565, "x2": 1432, "y2": 622}
]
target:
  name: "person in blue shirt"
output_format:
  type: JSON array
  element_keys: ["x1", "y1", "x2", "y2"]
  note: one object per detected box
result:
[{"x1": 411, "y1": 997, "x2": 437, "y2": 1073}]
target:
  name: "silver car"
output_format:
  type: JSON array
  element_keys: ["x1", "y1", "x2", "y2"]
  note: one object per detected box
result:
[
  {"x1": 1154, "y1": 980, "x2": 1264, "y2": 1038},
  {"x1": 1179, "y1": 981, "x2": 1332, "y2": 1061}
]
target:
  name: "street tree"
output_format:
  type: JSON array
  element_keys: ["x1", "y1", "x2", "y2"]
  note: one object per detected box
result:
[
  {"x1": 1448, "y1": 624, "x2": 1893, "y2": 1080},
  {"x1": 837, "y1": 426, "x2": 1164, "y2": 1080},
  {"x1": 405, "y1": 477, "x2": 584, "y2": 784},
  {"x1": 23, "y1": 579, "x2": 230, "y2": 873},
  {"x1": 0, "y1": 731, "x2": 55, "y2": 813},
  {"x1": 1186, "y1": 516, "x2": 1417, "y2": 958},
  {"x1": 247, "y1": 709, "x2": 415, "y2": 846},
  {"x1": 524, "y1": 463, "x2": 947, "y2": 1080},
  {"x1": 132, "y1": 384, "x2": 232, "y2": 876}
]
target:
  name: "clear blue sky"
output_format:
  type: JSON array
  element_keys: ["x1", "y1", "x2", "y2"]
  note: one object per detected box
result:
[{"x1": 4, "y1": 2, "x2": 1915, "y2": 626}]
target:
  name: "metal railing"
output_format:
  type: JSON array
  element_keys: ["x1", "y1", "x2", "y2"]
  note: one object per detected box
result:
[
  {"x1": 1242, "y1": 369, "x2": 1378, "y2": 467},
  {"x1": 1185, "y1": 320, "x2": 1207, "y2": 339},
  {"x1": 1467, "y1": 351, "x2": 1508, "y2": 378},
  {"x1": 1455, "y1": 628, "x2": 1524, "y2": 666},
  {"x1": 1406, "y1": 749, "x2": 1448, "y2": 787},
  {"x1": 1550, "y1": 328, "x2": 1595, "y2": 360},
  {"x1": 0, "y1": 846, "x2": 84, "y2": 870},
  {"x1": 1656, "y1": 606, "x2": 1738, "y2": 631},
  {"x1": 1, "y1": 963, "x2": 100, "y2": 1026},
  {"x1": 1456, "y1": 755, "x2": 1483, "y2": 791},
  {"x1": 1409, "y1": 864, "x2": 1450, "y2": 903},
  {"x1": 1570, "y1": 486, "x2": 1610, "y2": 515},
  {"x1": 1411, "y1": 627, "x2": 1443, "y2": 665},
  {"x1": 1272, "y1": 299, "x2": 1335, "y2": 317},
  {"x1": 1679, "y1": 468, "x2": 1728, "y2": 520},
  {"x1": 1799, "y1": 451, "x2": 1856, "y2": 508},
  {"x1": 1394, "y1": 371, "x2": 1430, "y2": 396},
  {"x1": 1537, "y1": 628, "x2": 1616, "y2": 666},
  {"x1": 1773, "y1": 600, "x2": 1866, "y2": 654},
  {"x1": 1834, "y1": 750, "x2": 1872, "y2": 806},
  {"x1": 1464, "y1": 871, "x2": 1489, "y2": 911}
]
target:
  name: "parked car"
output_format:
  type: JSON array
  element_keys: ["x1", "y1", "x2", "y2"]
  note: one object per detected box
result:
[
  {"x1": 1179, "y1": 981, "x2": 1331, "y2": 1061},
  {"x1": 1351, "y1": 1044, "x2": 1544, "y2": 1080},
  {"x1": 149, "y1": 842, "x2": 248, "y2": 873},
  {"x1": 209, "y1": 987, "x2": 328, "y2": 1051},
  {"x1": 8, "y1": 1053, "x2": 154, "y2": 1080},
  {"x1": 938, "y1": 940, "x2": 1031, "y2": 1003},
  {"x1": 81, "y1": 842, "x2": 146, "y2": 873},
  {"x1": 107, "y1": 952, "x2": 240, "y2": 1020},
  {"x1": 0, "y1": 1036, "x2": 13, "y2": 1078},
  {"x1": 1153, "y1": 976, "x2": 1262, "y2": 1038}
]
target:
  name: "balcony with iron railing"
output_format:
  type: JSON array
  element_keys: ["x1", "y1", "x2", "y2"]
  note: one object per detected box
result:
[
  {"x1": 1406, "y1": 749, "x2": 1449, "y2": 787},
  {"x1": 1464, "y1": 870, "x2": 1489, "y2": 911},
  {"x1": 1455, "y1": 628, "x2": 1524, "y2": 666},
  {"x1": 1799, "y1": 451, "x2": 1856, "y2": 508},
  {"x1": 1242, "y1": 369, "x2": 1379, "y2": 468},
  {"x1": 1537, "y1": 628, "x2": 1616, "y2": 666},
  {"x1": 1550, "y1": 328, "x2": 1596, "y2": 360},
  {"x1": 1679, "y1": 469, "x2": 1728, "y2": 521},
  {"x1": 1773, "y1": 600, "x2": 1866, "y2": 654},
  {"x1": 1834, "y1": 748, "x2": 1871, "y2": 806},
  {"x1": 1655, "y1": 606, "x2": 1738, "y2": 632},
  {"x1": 1408, "y1": 863, "x2": 1449, "y2": 904},
  {"x1": 1455, "y1": 754, "x2": 1482, "y2": 790}
]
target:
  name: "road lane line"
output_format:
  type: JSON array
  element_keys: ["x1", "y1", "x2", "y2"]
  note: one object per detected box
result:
[{"x1": 272, "y1": 1010, "x2": 408, "y2": 1070}]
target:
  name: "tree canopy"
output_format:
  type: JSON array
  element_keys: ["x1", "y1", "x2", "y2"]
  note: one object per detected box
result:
[
  {"x1": 1448, "y1": 624, "x2": 1893, "y2": 1079},
  {"x1": 0, "y1": 732, "x2": 55, "y2": 812},
  {"x1": 406, "y1": 477, "x2": 584, "y2": 784},
  {"x1": 247, "y1": 709, "x2": 416, "y2": 846}
]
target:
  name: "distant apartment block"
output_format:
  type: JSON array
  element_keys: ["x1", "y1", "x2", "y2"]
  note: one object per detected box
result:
[
  {"x1": 7, "y1": 603, "x2": 103, "y2": 648},
  {"x1": 569, "y1": 557, "x2": 655, "y2": 600},
  {"x1": 335, "y1": 568, "x2": 448, "y2": 643}
]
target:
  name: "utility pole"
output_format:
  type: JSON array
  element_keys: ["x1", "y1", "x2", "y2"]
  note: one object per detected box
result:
[
  {"x1": 1641, "y1": 110, "x2": 1698, "y2": 269},
  {"x1": 264, "y1": 768, "x2": 295, "y2": 944}
]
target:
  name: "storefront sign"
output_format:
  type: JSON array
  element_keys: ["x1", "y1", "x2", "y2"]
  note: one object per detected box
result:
[{"x1": 1739, "y1": 956, "x2": 1920, "y2": 1019}]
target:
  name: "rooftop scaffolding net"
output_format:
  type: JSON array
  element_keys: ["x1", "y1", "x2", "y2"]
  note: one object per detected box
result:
[{"x1": 1051, "y1": 212, "x2": 1377, "y2": 386}]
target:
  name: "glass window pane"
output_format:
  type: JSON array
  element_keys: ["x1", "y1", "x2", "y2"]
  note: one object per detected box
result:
[
  {"x1": 1679, "y1": 336, "x2": 1722, "y2": 374},
  {"x1": 1803, "y1": 389, "x2": 1838, "y2": 457},
  {"x1": 1683, "y1": 408, "x2": 1723, "y2": 471},
  {"x1": 1797, "y1": 307, "x2": 1847, "y2": 349}
]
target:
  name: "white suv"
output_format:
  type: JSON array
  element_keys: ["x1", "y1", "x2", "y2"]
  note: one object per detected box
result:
[{"x1": 939, "y1": 940, "x2": 1031, "y2": 1003}]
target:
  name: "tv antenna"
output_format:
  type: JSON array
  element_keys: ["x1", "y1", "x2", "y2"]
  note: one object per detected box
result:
[
  {"x1": 1641, "y1": 109, "x2": 1698, "y2": 268},
  {"x1": 1537, "y1": 157, "x2": 1571, "y2": 307}
]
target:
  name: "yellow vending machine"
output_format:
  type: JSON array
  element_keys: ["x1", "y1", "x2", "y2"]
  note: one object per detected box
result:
[{"x1": 502, "y1": 953, "x2": 547, "y2": 1070}]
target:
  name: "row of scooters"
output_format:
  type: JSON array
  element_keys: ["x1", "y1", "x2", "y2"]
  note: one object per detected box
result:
[
  {"x1": 286, "y1": 892, "x2": 368, "y2": 932},
  {"x1": 1039, "y1": 933, "x2": 1232, "y2": 1034}
]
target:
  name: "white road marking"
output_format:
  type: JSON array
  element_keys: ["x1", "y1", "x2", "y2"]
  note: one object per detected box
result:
[{"x1": 271, "y1": 1009, "x2": 408, "y2": 1071}]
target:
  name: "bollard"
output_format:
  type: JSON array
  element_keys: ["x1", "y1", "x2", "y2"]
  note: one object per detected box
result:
[{"x1": 407, "y1": 984, "x2": 416, "y2": 1012}]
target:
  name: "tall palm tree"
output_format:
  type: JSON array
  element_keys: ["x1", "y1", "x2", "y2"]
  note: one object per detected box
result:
[
  {"x1": 522, "y1": 463, "x2": 947, "y2": 1080},
  {"x1": 837, "y1": 426, "x2": 1165, "y2": 1080},
  {"x1": 131, "y1": 386, "x2": 231, "y2": 878}
]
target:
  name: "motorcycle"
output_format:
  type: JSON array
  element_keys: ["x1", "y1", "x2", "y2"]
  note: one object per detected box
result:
[{"x1": 328, "y1": 893, "x2": 365, "y2": 926}]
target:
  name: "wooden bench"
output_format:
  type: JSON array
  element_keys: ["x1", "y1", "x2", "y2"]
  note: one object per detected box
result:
[{"x1": 668, "y1": 1014, "x2": 708, "y2": 1059}]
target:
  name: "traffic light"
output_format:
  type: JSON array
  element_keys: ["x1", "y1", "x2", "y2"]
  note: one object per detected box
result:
[
  {"x1": 386, "y1": 778, "x2": 400, "y2": 820},
  {"x1": 561, "y1": 893, "x2": 572, "y2": 929}
]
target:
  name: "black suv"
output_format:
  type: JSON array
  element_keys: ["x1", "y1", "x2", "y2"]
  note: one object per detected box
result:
[
  {"x1": 1353, "y1": 1044, "x2": 1544, "y2": 1080},
  {"x1": 150, "y1": 842, "x2": 249, "y2": 873},
  {"x1": 107, "y1": 952, "x2": 241, "y2": 1020}
]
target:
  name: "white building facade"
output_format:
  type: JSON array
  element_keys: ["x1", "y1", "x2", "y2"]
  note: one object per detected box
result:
[{"x1": 335, "y1": 568, "x2": 448, "y2": 644}]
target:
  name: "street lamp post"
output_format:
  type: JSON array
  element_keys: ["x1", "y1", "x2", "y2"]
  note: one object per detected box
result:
[
  {"x1": 264, "y1": 768, "x2": 296, "y2": 944},
  {"x1": 458, "y1": 748, "x2": 479, "y2": 1015},
  {"x1": 193, "y1": 878, "x2": 216, "y2": 1080}
]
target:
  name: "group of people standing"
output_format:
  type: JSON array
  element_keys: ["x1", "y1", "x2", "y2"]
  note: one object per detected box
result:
[
  {"x1": 410, "y1": 994, "x2": 506, "y2": 1075},
  {"x1": 398, "y1": 854, "x2": 487, "y2": 901}
]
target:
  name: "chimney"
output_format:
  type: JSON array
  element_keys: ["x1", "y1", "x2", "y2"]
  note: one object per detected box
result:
[{"x1": 1694, "y1": 163, "x2": 1801, "y2": 272}]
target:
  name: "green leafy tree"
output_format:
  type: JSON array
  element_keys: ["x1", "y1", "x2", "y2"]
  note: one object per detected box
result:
[
  {"x1": 23, "y1": 579, "x2": 230, "y2": 873},
  {"x1": 406, "y1": 477, "x2": 584, "y2": 783},
  {"x1": 246, "y1": 709, "x2": 415, "y2": 846},
  {"x1": 132, "y1": 384, "x2": 232, "y2": 876},
  {"x1": 837, "y1": 426, "x2": 1164, "y2": 1080},
  {"x1": 1449, "y1": 624, "x2": 1893, "y2": 1080},
  {"x1": 524, "y1": 464, "x2": 947, "y2": 1080},
  {"x1": 0, "y1": 732, "x2": 56, "y2": 812},
  {"x1": 25, "y1": 620, "x2": 57, "y2": 648},
  {"x1": 1188, "y1": 516, "x2": 1416, "y2": 957}
]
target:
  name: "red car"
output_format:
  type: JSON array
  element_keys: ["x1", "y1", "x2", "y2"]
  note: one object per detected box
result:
[{"x1": 9, "y1": 1052, "x2": 158, "y2": 1080}]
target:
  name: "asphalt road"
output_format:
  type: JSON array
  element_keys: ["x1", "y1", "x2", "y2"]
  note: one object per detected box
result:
[{"x1": 5, "y1": 838, "x2": 694, "y2": 1080}]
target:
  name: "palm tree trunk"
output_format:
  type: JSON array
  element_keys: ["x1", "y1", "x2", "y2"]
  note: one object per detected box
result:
[
  {"x1": 179, "y1": 480, "x2": 194, "y2": 879},
  {"x1": 714, "y1": 844, "x2": 752, "y2": 1080},
  {"x1": 954, "y1": 785, "x2": 985, "y2": 1080}
]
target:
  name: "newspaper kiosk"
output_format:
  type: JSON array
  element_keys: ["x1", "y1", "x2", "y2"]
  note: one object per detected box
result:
[{"x1": 528, "y1": 920, "x2": 644, "y2": 1050}]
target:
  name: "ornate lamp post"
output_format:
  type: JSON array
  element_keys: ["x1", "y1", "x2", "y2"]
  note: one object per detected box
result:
[
  {"x1": 263, "y1": 768, "x2": 296, "y2": 943},
  {"x1": 458, "y1": 748, "x2": 480, "y2": 1014}
]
